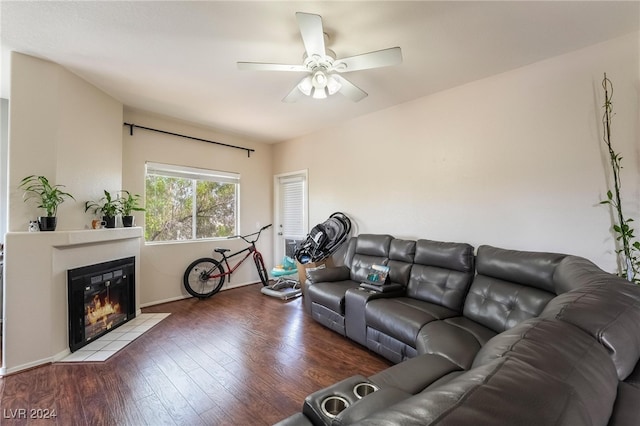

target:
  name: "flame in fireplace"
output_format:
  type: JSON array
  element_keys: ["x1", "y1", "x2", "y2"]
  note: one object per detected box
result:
[{"x1": 86, "y1": 294, "x2": 121, "y2": 330}]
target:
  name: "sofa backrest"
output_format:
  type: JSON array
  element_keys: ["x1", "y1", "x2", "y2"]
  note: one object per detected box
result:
[
  {"x1": 355, "y1": 357, "x2": 591, "y2": 426},
  {"x1": 541, "y1": 260, "x2": 640, "y2": 381},
  {"x1": 472, "y1": 317, "x2": 619, "y2": 426},
  {"x1": 387, "y1": 239, "x2": 416, "y2": 286},
  {"x1": 406, "y1": 240, "x2": 475, "y2": 312},
  {"x1": 345, "y1": 234, "x2": 393, "y2": 283},
  {"x1": 463, "y1": 245, "x2": 566, "y2": 333}
]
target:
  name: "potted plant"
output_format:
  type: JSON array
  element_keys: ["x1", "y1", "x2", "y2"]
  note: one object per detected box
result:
[
  {"x1": 599, "y1": 74, "x2": 639, "y2": 283},
  {"x1": 85, "y1": 190, "x2": 119, "y2": 228},
  {"x1": 118, "y1": 190, "x2": 145, "y2": 227},
  {"x1": 19, "y1": 175, "x2": 75, "y2": 231}
]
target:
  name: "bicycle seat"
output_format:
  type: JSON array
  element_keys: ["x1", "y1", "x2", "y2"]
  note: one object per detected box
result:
[{"x1": 214, "y1": 248, "x2": 230, "y2": 254}]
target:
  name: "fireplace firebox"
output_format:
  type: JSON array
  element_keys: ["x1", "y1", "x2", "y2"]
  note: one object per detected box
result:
[{"x1": 67, "y1": 257, "x2": 136, "y2": 352}]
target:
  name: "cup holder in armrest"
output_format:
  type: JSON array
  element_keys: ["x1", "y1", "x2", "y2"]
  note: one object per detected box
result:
[
  {"x1": 303, "y1": 375, "x2": 370, "y2": 425},
  {"x1": 321, "y1": 396, "x2": 350, "y2": 418},
  {"x1": 353, "y1": 382, "x2": 379, "y2": 399}
]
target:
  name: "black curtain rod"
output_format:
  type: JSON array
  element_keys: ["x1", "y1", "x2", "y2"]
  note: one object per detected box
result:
[{"x1": 123, "y1": 122, "x2": 255, "y2": 158}]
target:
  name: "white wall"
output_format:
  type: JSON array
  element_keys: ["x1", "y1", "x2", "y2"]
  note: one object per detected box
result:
[
  {"x1": 273, "y1": 33, "x2": 640, "y2": 273},
  {"x1": 7, "y1": 52, "x2": 123, "y2": 231},
  {"x1": 3, "y1": 52, "x2": 137, "y2": 374},
  {"x1": 122, "y1": 109, "x2": 274, "y2": 306},
  {"x1": 1, "y1": 98, "x2": 8, "y2": 325},
  {"x1": 1, "y1": 98, "x2": 8, "y2": 237}
]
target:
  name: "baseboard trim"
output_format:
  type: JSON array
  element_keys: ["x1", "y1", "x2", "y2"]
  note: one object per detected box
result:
[
  {"x1": 2, "y1": 354, "x2": 57, "y2": 376},
  {"x1": 139, "y1": 281, "x2": 260, "y2": 308}
]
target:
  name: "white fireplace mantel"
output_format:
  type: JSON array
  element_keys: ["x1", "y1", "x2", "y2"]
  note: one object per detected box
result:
[{"x1": 2, "y1": 227, "x2": 142, "y2": 375}]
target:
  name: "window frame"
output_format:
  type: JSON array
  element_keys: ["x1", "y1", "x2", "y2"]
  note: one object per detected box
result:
[{"x1": 144, "y1": 162, "x2": 240, "y2": 244}]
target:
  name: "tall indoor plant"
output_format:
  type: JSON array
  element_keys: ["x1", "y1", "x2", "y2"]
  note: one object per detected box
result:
[
  {"x1": 599, "y1": 73, "x2": 639, "y2": 283},
  {"x1": 85, "y1": 190, "x2": 119, "y2": 228},
  {"x1": 19, "y1": 175, "x2": 75, "y2": 231},
  {"x1": 118, "y1": 190, "x2": 145, "y2": 227}
]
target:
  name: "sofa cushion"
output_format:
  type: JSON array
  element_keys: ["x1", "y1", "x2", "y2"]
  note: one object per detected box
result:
[
  {"x1": 609, "y1": 363, "x2": 640, "y2": 426},
  {"x1": 541, "y1": 280, "x2": 640, "y2": 381},
  {"x1": 552, "y1": 254, "x2": 621, "y2": 294},
  {"x1": 387, "y1": 239, "x2": 415, "y2": 286},
  {"x1": 307, "y1": 280, "x2": 359, "y2": 313},
  {"x1": 473, "y1": 318, "x2": 618, "y2": 426},
  {"x1": 416, "y1": 317, "x2": 497, "y2": 369},
  {"x1": 414, "y1": 239, "x2": 475, "y2": 272},
  {"x1": 476, "y1": 245, "x2": 566, "y2": 293},
  {"x1": 463, "y1": 275, "x2": 554, "y2": 333},
  {"x1": 366, "y1": 298, "x2": 458, "y2": 347},
  {"x1": 406, "y1": 240, "x2": 475, "y2": 311},
  {"x1": 354, "y1": 357, "x2": 590, "y2": 426},
  {"x1": 347, "y1": 234, "x2": 393, "y2": 282},
  {"x1": 609, "y1": 381, "x2": 640, "y2": 426}
]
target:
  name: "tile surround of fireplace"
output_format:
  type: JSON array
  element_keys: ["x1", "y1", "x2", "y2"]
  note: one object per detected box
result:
[{"x1": 59, "y1": 313, "x2": 170, "y2": 362}]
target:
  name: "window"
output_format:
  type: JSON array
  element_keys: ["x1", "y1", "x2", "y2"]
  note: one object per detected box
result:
[{"x1": 145, "y1": 162, "x2": 239, "y2": 242}]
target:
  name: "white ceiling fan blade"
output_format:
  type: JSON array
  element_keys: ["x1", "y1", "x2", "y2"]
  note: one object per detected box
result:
[
  {"x1": 237, "y1": 62, "x2": 307, "y2": 72},
  {"x1": 296, "y1": 12, "x2": 326, "y2": 58},
  {"x1": 332, "y1": 74, "x2": 368, "y2": 102},
  {"x1": 282, "y1": 77, "x2": 308, "y2": 103},
  {"x1": 335, "y1": 47, "x2": 402, "y2": 73}
]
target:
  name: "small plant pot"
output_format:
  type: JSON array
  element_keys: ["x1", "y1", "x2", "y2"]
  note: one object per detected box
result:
[
  {"x1": 103, "y1": 216, "x2": 117, "y2": 229},
  {"x1": 38, "y1": 216, "x2": 57, "y2": 231},
  {"x1": 122, "y1": 215, "x2": 135, "y2": 227}
]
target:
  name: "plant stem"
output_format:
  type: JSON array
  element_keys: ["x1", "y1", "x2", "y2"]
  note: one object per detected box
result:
[{"x1": 602, "y1": 73, "x2": 638, "y2": 281}]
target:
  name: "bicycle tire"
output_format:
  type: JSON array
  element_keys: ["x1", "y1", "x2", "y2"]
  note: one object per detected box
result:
[
  {"x1": 183, "y1": 258, "x2": 225, "y2": 299},
  {"x1": 253, "y1": 252, "x2": 270, "y2": 286}
]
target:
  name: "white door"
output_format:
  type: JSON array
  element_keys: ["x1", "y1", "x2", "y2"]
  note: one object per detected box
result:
[{"x1": 274, "y1": 170, "x2": 308, "y2": 266}]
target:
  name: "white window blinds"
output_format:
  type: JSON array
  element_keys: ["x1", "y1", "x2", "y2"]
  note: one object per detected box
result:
[{"x1": 281, "y1": 176, "x2": 305, "y2": 238}]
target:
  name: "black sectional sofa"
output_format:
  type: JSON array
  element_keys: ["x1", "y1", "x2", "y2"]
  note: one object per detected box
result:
[{"x1": 276, "y1": 234, "x2": 640, "y2": 425}]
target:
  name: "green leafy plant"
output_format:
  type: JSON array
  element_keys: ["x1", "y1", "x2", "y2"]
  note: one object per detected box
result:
[
  {"x1": 19, "y1": 175, "x2": 75, "y2": 217},
  {"x1": 118, "y1": 190, "x2": 145, "y2": 216},
  {"x1": 599, "y1": 73, "x2": 639, "y2": 283},
  {"x1": 85, "y1": 190, "x2": 119, "y2": 218}
]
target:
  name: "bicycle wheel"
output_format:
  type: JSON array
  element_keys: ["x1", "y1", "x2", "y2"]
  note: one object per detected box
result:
[
  {"x1": 253, "y1": 252, "x2": 270, "y2": 286},
  {"x1": 183, "y1": 258, "x2": 225, "y2": 298}
]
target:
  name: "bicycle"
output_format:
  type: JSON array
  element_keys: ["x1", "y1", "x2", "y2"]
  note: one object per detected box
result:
[{"x1": 183, "y1": 224, "x2": 272, "y2": 299}]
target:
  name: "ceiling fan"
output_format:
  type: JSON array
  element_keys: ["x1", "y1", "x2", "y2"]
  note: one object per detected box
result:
[{"x1": 237, "y1": 12, "x2": 402, "y2": 102}]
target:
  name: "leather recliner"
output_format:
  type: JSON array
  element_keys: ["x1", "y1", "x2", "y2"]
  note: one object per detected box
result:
[
  {"x1": 303, "y1": 234, "x2": 393, "y2": 335},
  {"x1": 276, "y1": 249, "x2": 640, "y2": 425}
]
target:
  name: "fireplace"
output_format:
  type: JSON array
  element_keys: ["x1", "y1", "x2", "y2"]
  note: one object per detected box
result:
[{"x1": 67, "y1": 257, "x2": 136, "y2": 352}]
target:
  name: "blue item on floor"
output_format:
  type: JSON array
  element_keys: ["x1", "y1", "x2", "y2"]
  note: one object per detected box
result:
[{"x1": 261, "y1": 256, "x2": 302, "y2": 300}]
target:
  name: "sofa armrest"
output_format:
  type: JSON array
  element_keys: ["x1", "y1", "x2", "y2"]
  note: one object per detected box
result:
[
  {"x1": 333, "y1": 387, "x2": 411, "y2": 426},
  {"x1": 272, "y1": 412, "x2": 314, "y2": 426},
  {"x1": 345, "y1": 287, "x2": 406, "y2": 346},
  {"x1": 369, "y1": 353, "x2": 462, "y2": 395},
  {"x1": 307, "y1": 265, "x2": 351, "y2": 283},
  {"x1": 302, "y1": 266, "x2": 353, "y2": 315}
]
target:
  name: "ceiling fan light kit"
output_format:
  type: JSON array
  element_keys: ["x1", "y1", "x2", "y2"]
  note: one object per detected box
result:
[{"x1": 237, "y1": 12, "x2": 402, "y2": 102}]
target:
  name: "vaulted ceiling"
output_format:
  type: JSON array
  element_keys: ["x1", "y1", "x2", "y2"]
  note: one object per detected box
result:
[{"x1": 1, "y1": 1, "x2": 638, "y2": 143}]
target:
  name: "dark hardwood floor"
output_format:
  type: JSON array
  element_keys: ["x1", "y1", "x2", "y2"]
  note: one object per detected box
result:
[{"x1": 0, "y1": 284, "x2": 392, "y2": 425}]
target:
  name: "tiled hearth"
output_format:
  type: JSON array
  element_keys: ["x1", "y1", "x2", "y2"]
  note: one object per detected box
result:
[{"x1": 58, "y1": 313, "x2": 170, "y2": 363}]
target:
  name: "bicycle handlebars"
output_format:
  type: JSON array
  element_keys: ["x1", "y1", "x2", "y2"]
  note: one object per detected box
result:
[{"x1": 227, "y1": 224, "x2": 272, "y2": 242}]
